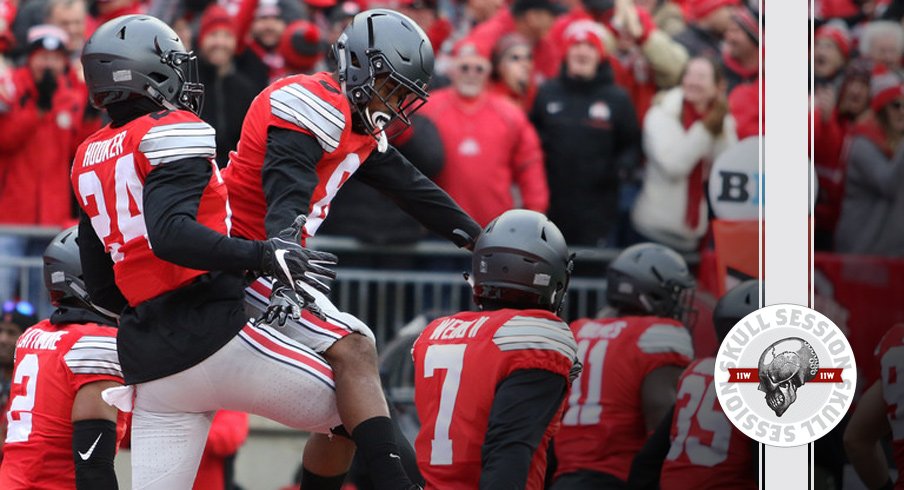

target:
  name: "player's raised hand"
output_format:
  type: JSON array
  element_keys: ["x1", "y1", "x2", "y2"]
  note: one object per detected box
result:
[{"x1": 259, "y1": 216, "x2": 338, "y2": 294}]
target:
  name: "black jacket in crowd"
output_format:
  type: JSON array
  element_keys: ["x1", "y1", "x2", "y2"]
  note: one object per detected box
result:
[
  {"x1": 530, "y1": 62, "x2": 641, "y2": 247},
  {"x1": 197, "y1": 59, "x2": 258, "y2": 168}
]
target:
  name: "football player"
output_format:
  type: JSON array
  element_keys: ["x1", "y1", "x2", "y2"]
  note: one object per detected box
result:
[
  {"x1": 223, "y1": 8, "x2": 480, "y2": 489},
  {"x1": 844, "y1": 323, "x2": 904, "y2": 490},
  {"x1": 0, "y1": 227, "x2": 126, "y2": 489},
  {"x1": 412, "y1": 209, "x2": 579, "y2": 489},
  {"x1": 73, "y1": 16, "x2": 344, "y2": 489},
  {"x1": 551, "y1": 243, "x2": 696, "y2": 490},
  {"x1": 628, "y1": 280, "x2": 760, "y2": 490}
]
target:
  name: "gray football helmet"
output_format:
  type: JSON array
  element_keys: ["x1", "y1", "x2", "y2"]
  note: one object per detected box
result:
[
  {"x1": 43, "y1": 226, "x2": 90, "y2": 308},
  {"x1": 713, "y1": 280, "x2": 760, "y2": 343},
  {"x1": 471, "y1": 210, "x2": 574, "y2": 313},
  {"x1": 81, "y1": 15, "x2": 203, "y2": 113},
  {"x1": 332, "y1": 9, "x2": 433, "y2": 136},
  {"x1": 606, "y1": 243, "x2": 696, "y2": 325}
]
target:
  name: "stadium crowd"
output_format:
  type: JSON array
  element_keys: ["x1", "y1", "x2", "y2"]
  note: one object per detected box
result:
[{"x1": 0, "y1": 0, "x2": 900, "y2": 488}]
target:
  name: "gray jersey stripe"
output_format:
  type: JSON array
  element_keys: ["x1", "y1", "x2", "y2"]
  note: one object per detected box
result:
[
  {"x1": 282, "y1": 83, "x2": 344, "y2": 122},
  {"x1": 495, "y1": 341, "x2": 576, "y2": 358},
  {"x1": 140, "y1": 135, "x2": 216, "y2": 155},
  {"x1": 271, "y1": 88, "x2": 344, "y2": 130},
  {"x1": 146, "y1": 122, "x2": 212, "y2": 133},
  {"x1": 494, "y1": 335, "x2": 578, "y2": 358},
  {"x1": 270, "y1": 96, "x2": 342, "y2": 145},
  {"x1": 271, "y1": 104, "x2": 339, "y2": 152},
  {"x1": 494, "y1": 325, "x2": 576, "y2": 347},
  {"x1": 70, "y1": 343, "x2": 117, "y2": 351},
  {"x1": 75, "y1": 336, "x2": 116, "y2": 344},
  {"x1": 143, "y1": 147, "x2": 217, "y2": 165},
  {"x1": 143, "y1": 127, "x2": 215, "y2": 139},
  {"x1": 66, "y1": 361, "x2": 122, "y2": 372},
  {"x1": 70, "y1": 367, "x2": 123, "y2": 377},
  {"x1": 270, "y1": 88, "x2": 345, "y2": 134}
]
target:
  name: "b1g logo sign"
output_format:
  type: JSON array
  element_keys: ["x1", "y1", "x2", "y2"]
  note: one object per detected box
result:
[
  {"x1": 708, "y1": 137, "x2": 760, "y2": 220},
  {"x1": 715, "y1": 304, "x2": 856, "y2": 447}
]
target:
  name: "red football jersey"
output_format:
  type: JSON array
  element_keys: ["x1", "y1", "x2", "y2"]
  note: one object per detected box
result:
[
  {"x1": 554, "y1": 316, "x2": 693, "y2": 482},
  {"x1": 878, "y1": 324, "x2": 904, "y2": 490},
  {"x1": 660, "y1": 358, "x2": 756, "y2": 490},
  {"x1": 224, "y1": 71, "x2": 378, "y2": 240},
  {"x1": 0, "y1": 320, "x2": 126, "y2": 489},
  {"x1": 71, "y1": 110, "x2": 229, "y2": 306},
  {"x1": 413, "y1": 309, "x2": 577, "y2": 490}
]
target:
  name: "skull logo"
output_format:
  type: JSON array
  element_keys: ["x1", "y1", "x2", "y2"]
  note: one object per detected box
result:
[{"x1": 757, "y1": 338, "x2": 819, "y2": 417}]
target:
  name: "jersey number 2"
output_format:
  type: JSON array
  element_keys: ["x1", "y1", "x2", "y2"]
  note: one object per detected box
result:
[
  {"x1": 77, "y1": 153, "x2": 147, "y2": 262},
  {"x1": 424, "y1": 344, "x2": 466, "y2": 465},
  {"x1": 6, "y1": 354, "x2": 39, "y2": 443}
]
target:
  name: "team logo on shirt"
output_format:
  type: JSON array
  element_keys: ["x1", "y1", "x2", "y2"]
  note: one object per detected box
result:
[
  {"x1": 588, "y1": 101, "x2": 610, "y2": 121},
  {"x1": 714, "y1": 304, "x2": 856, "y2": 447}
]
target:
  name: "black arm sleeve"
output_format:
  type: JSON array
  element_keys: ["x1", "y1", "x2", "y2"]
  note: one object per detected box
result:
[
  {"x1": 355, "y1": 147, "x2": 481, "y2": 245},
  {"x1": 262, "y1": 127, "x2": 324, "y2": 238},
  {"x1": 480, "y1": 369, "x2": 568, "y2": 490},
  {"x1": 73, "y1": 419, "x2": 118, "y2": 490},
  {"x1": 78, "y1": 212, "x2": 127, "y2": 315},
  {"x1": 143, "y1": 157, "x2": 263, "y2": 271},
  {"x1": 627, "y1": 405, "x2": 675, "y2": 490}
]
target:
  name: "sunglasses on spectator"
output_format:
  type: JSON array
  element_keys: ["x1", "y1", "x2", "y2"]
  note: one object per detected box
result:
[
  {"x1": 3, "y1": 300, "x2": 34, "y2": 316},
  {"x1": 458, "y1": 63, "x2": 488, "y2": 74},
  {"x1": 891, "y1": 100, "x2": 904, "y2": 111}
]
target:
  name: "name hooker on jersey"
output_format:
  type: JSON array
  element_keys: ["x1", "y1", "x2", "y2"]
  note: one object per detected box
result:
[{"x1": 714, "y1": 304, "x2": 856, "y2": 447}]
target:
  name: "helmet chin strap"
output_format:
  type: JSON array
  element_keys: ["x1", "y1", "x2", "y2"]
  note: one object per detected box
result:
[{"x1": 366, "y1": 108, "x2": 390, "y2": 153}]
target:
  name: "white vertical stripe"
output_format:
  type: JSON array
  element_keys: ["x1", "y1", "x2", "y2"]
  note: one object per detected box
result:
[{"x1": 764, "y1": 0, "x2": 810, "y2": 487}]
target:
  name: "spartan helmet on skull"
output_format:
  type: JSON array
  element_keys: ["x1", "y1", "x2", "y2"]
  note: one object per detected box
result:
[{"x1": 757, "y1": 337, "x2": 820, "y2": 417}]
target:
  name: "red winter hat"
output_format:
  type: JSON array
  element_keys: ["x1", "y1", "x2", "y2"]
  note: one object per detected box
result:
[
  {"x1": 563, "y1": 19, "x2": 607, "y2": 58},
  {"x1": 280, "y1": 20, "x2": 324, "y2": 72},
  {"x1": 452, "y1": 40, "x2": 491, "y2": 60},
  {"x1": 687, "y1": 0, "x2": 739, "y2": 21},
  {"x1": 815, "y1": 22, "x2": 852, "y2": 59},
  {"x1": 871, "y1": 64, "x2": 904, "y2": 112},
  {"x1": 198, "y1": 5, "x2": 236, "y2": 46}
]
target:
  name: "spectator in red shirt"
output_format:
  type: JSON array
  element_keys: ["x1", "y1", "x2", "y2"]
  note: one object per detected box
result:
[
  {"x1": 445, "y1": 0, "x2": 505, "y2": 52},
  {"x1": 463, "y1": 0, "x2": 565, "y2": 81},
  {"x1": 724, "y1": 3, "x2": 760, "y2": 139},
  {"x1": 193, "y1": 411, "x2": 250, "y2": 490},
  {"x1": 0, "y1": 25, "x2": 86, "y2": 307},
  {"x1": 420, "y1": 42, "x2": 549, "y2": 227},
  {"x1": 490, "y1": 33, "x2": 538, "y2": 110}
]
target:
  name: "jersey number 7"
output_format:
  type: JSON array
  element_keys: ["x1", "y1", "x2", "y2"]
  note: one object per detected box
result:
[{"x1": 423, "y1": 344, "x2": 467, "y2": 465}]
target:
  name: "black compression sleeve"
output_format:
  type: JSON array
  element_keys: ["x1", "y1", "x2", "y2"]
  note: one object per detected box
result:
[
  {"x1": 143, "y1": 157, "x2": 263, "y2": 271},
  {"x1": 627, "y1": 405, "x2": 675, "y2": 490},
  {"x1": 262, "y1": 127, "x2": 323, "y2": 238},
  {"x1": 73, "y1": 419, "x2": 118, "y2": 490},
  {"x1": 480, "y1": 369, "x2": 568, "y2": 490},
  {"x1": 355, "y1": 146, "x2": 481, "y2": 246},
  {"x1": 78, "y1": 212, "x2": 127, "y2": 315}
]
